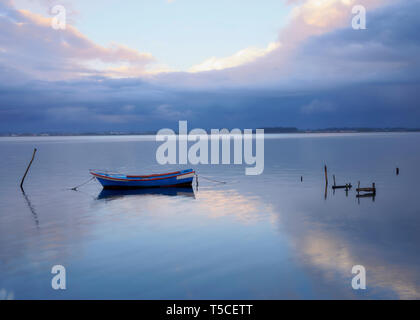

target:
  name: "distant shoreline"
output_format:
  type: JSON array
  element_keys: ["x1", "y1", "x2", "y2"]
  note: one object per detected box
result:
[{"x1": 1, "y1": 127, "x2": 420, "y2": 137}]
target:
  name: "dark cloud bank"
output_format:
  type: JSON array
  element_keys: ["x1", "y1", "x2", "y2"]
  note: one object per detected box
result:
[{"x1": 0, "y1": 0, "x2": 419, "y2": 133}]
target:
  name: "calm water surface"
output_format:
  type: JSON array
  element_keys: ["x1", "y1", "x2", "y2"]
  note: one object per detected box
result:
[{"x1": 1, "y1": 133, "x2": 420, "y2": 299}]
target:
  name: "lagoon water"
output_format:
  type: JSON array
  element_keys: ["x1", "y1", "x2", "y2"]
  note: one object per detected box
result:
[{"x1": 1, "y1": 133, "x2": 420, "y2": 299}]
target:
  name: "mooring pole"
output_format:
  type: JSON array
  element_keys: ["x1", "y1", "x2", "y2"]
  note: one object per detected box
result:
[
  {"x1": 324, "y1": 165, "x2": 328, "y2": 185},
  {"x1": 333, "y1": 174, "x2": 336, "y2": 187},
  {"x1": 20, "y1": 148, "x2": 37, "y2": 190},
  {"x1": 324, "y1": 183, "x2": 327, "y2": 200}
]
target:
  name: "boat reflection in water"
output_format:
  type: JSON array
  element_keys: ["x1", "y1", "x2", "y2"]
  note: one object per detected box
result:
[{"x1": 97, "y1": 187, "x2": 195, "y2": 201}]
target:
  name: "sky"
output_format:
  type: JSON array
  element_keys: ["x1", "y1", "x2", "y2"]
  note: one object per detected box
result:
[
  {"x1": 0, "y1": 0, "x2": 420, "y2": 133},
  {"x1": 11, "y1": 0, "x2": 291, "y2": 71}
]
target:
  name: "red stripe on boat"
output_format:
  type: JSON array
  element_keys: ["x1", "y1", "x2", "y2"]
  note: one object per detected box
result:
[
  {"x1": 91, "y1": 171, "x2": 195, "y2": 182},
  {"x1": 126, "y1": 171, "x2": 181, "y2": 178}
]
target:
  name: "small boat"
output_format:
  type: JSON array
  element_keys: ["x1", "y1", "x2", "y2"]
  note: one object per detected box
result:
[{"x1": 90, "y1": 169, "x2": 195, "y2": 189}]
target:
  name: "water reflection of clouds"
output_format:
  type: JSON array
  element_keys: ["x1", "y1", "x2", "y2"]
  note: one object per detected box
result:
[
  {"x1": 297, "y1": 226, "x2": 420, "y2": 299},
  {"x1": 94, "y1": 187, "x2": 276, "y2": 225},
  {"x1": 2, "y1": 134, "x2": 420, "y2": 299},
  {"x1": 94, "y1": 182, "x2": 420, "y2": 299},
  {"x1": 195, "y1": 189, "x2": 276, "y2": 224},
  {"x1": 268, "y1": 189, "x2": 420, "y2": 300},
  {"x1": 243, "y1": 168, "x2": 420, "y2": 299}
]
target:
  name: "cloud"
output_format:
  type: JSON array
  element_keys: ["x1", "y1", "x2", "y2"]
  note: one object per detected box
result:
[
  {"x1": 0, "y1": 0, "x2": 420, "y2": 132},
  {"x1": 0, "y1": 0, "x2": 396, "y2": 85},
  {"x1": 189, "y1": 42, "x2": 280, "y2": 73},
  {"x1": 186, "y1": 0, "x2": 386, "y2": 75},
  {"x1": 149, "y1": 0, "x2": 396, "y2": 91},
  {"x1": 281, "y1": 0, "x2": 385, "y2": 39},
  {"x1": 0, "y1": 1, "x2": 155, "y2": 80}
]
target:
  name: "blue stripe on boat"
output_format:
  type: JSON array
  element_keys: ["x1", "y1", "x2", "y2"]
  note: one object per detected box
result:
[{"x1": 90, "y1": 169, "x2": 195, "y2": 189}]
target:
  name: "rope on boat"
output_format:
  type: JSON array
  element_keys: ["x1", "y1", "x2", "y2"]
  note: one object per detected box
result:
[
  {"x1": 69, "y1": 172, "x2": 225, "y2": 191},
  {"x1": 196, "y1": 174, "x2": 227, "y2": 184},
  {"x1": 69, "y1": 176, "x2": 95, "y2": 191}
]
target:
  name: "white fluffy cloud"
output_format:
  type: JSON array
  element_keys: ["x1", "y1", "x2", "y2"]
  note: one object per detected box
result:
[
  {"x1": 189, "y1": 42, "x2": 280, "y2": 73},
  {"x1": 187, "y1": 0, "x2": 386, "y2": 75}
]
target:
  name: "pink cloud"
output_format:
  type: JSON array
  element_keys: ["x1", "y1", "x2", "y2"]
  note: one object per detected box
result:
[
  {"x1": 0, "y1": 1, "x2": 155, "y2": 80},
  {"x1": 152, "y1": 0, "x2": 390, "y2": 89}
]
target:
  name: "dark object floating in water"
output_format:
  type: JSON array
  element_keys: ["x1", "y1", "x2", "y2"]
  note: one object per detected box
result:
[
  {"x1": 332, "y1": 183, "x2": 352, "y2": 190},
  {"x1": 356, "y1": 192, "x2": 376, "y2": 198},
  {"x1": 97, "y1": 187, "x2": 195, "y2": 200},
  {"x1": 356, "y1": 182, "x2": 377, "y2": 203},
  {"x1": 90, "y1": 169, "x2": 195, "y2": 189},
  {"x1": 356, "y1": 182, "x2": 376, "y2": 194},
  {"x1": 332, "y1": 174, "x2": 351, "y2": 190}
]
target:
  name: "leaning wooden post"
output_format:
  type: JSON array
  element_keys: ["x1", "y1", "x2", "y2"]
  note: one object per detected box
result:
[
  {"x1": 324, "y1": 165, "x2": 328, "y2": 185},
  {"x1": 324, "y1": 183, "x2": 327, "y2": 200},
  {"x1": 20, "y1": 148, "x2": 37, "y2": 190}
]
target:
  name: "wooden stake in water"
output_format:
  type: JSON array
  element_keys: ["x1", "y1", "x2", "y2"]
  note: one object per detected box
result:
[
  {"x1": 324, "y1": 165, "x2": 328, "y2": 185},
  {"x1": 20, "y1": 148, "x2": 37, "y2": 190}
]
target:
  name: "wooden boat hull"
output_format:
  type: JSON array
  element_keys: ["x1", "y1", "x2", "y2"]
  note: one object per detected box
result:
[{"x1": 90, "y1": 169, "x2": 195, "y2": 189}]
